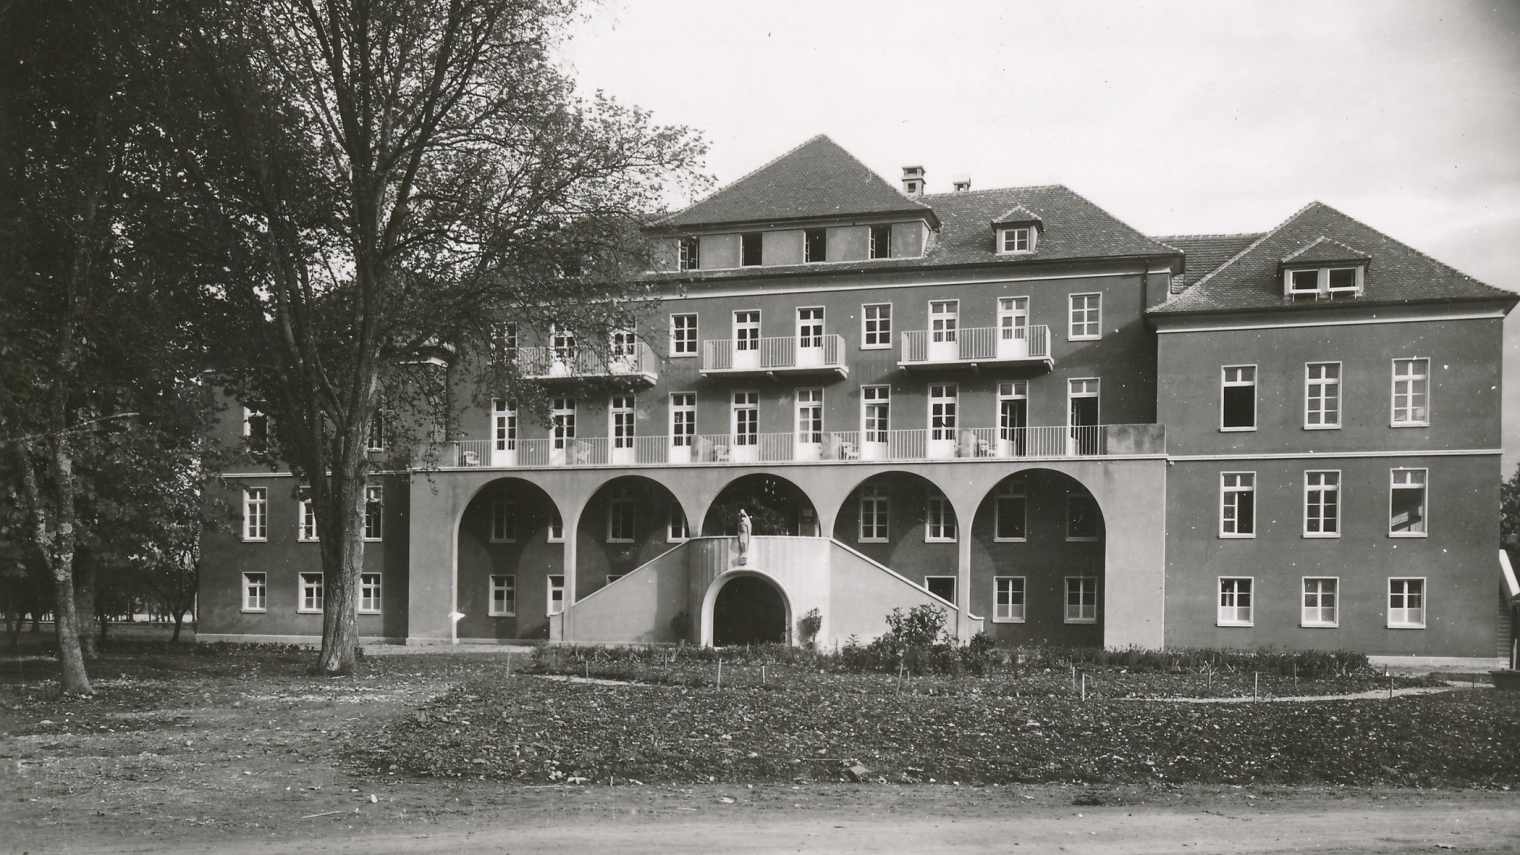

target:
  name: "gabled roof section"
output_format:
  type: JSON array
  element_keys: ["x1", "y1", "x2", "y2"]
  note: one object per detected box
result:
[
  {"x1": 1152, "y1": 202, "x2": 1513, "y2": 314},
  {"x1": 923, "y1": 185, "x2": 1179, "y2": 265},
  {"x1": 1281, "y1": 236, "x2": 1370, "y2": 265},
  {"x1": 655, "y1": 135, "x2": 934, "y2": 229},
  {"x1": 991, "y1": 204, "x2": 1043, "y2": 227}
]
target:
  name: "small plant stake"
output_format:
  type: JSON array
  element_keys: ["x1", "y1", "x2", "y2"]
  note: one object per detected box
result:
[
  {"x1": 1081, "y1": 672, "x2": 1087, "y2": 702},
  {"x1": 717, "y1": 658, "x2": 722, "y2": 691},
  {"x1": 1253, "y1": 671, "x2": 1259, "y2": 703},
  {"x1": 1292, "y1": 661, "x2": 1297, "y2": 692},
  {"x1": 762, "y1": 665, "x2": 766, "y2": 685}
]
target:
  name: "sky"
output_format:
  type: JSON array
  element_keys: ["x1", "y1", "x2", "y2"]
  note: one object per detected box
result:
[{"x1": 557, "y1": 0, "x2": 1520, "y2": 469}]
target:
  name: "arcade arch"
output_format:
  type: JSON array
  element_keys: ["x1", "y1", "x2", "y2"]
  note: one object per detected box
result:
[
  {"x1": 575, "y1": 475, "x2": 689, "y2": 599},
  {"x1": 456, "y1": 478, "x2": 563, "y2": 641},
  {"x1": 701, "y1": 473, "x2": 820, "y2": 537}
]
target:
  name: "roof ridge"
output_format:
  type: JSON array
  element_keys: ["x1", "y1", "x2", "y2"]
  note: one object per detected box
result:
[
  {"x1": 1308, "y1": 203, "x2": 1506, "y2": 295},
  {"x1": 653, "y1": 134, "x2": 830, "y2": 227},
  {"x1": 1280, "y1": 235, "x2": 1369, "y2": 262},
  {"x1": 1150, "y1": 232, "x2": 1266, "y2": 240},
  {"x1": 921, "y1": 184, "x2": 1064, "y2": 199}
]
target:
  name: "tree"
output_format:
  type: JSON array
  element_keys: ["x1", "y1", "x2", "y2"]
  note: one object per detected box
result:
[{"x1": 170, "y1": 0, "x2": 707, "y2": 673}]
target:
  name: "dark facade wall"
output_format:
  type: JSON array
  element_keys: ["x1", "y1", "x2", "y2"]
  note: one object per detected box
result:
[
  {"x1": 1163, "y1": 454, "x2": 1499, "y2": 655},
  {"x1": 572, "y1": 481, "x2": 686, "y2": 599},
  {"x1": 455, "y1": 481, "x2": 563, "y2": 640},
  {"x1": 1155, "y1": 316, "x2": 1503, "y2": 455}
]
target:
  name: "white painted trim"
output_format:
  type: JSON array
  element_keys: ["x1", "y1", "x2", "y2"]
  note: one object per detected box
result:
[
  {"x1": 1216, "y1": 576, "x2": 1254, "y2": 627},
  {"x1": 1154, "y1": 310, "x2": 1506, "y2": 334},
  {"x1": 666, "y1": 267, "x2": 1166, "y2": 302},
  {"x1": 1300, "y1": 576, "x2": 1340, "y2": 628},
  {"x1": 1170, "y1": 449, "x2": 1499, "y2": 461}
]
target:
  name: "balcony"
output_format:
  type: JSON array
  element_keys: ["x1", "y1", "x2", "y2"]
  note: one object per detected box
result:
[
  {"x1": 428, "y1": 424, "x2": 1163, "y2": 469},
  {"x1": 701, "y1": 335, "x2": 848, "y2": 379},
  {"x1": 899, "y1": 325, "x2": 1052, "y2": 371},
  {"x1": 517, "y1": 342, "x2": 658, "y2": 385}
]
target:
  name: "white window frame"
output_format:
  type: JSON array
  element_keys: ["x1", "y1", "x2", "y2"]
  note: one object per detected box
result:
[
  {"x1": 993, "y1": 576, "x2": 1026, "y2": 623},
  {"x1": 359, "y1": 572, "x2": 382, "y2": 615},
  {"x1": 925, "y1": 494, "x2": 957, "y2": 542},
  {"x1": 298, "y1": 572, "x2": 324, "y2": 614},
  {"x1": 1301, "y1": 577, "x2": 1339, "y2": 628},
  {"x1": 493, "y1": 399, "x2": 517, "y2": 453},
  {"x1": 1391, "y1": 358, "x2": 1430, "y2": 427},
  {"x1": 298, "y1": 490, "x2": 318, "y2": 542},
  {"x1": 1388, "y1": 577, "x2": 1426, "y2": 629},
  {"x1": 1283, "y1": 266, "x2": 1364, "y2": 297},
  {"x1": 1389, "y1": 468, "x2": 1428, "y2": 537},
  {"x1": 924, "y1": 575, "x2": 956, "y2": 603},
  {"x1": 1065, "y1": 577, "x2": 1098, "y2": 624},
  {"x1": 489, "y1": 574, "x2": 517, "y2": 617},
  {"x1": 928, "y1": 384, "x2": 957, "y2": 441},
  {"x1": 490, "y1": 499, "x2": 517, "y2": 543},
  {"x1": 861, "y1": 385, "x2": 890, "y2": 444},
  {"x1": 1304, "y1": 362, "x2": 1341, "y2": 429},
  {"x1": 731, "y1": 390, "x2": 759, "y2": 447},
  {"x1": 364, "y1": 485, "x2": 383, "y2": 542},
  {"x1": 1066, "y1": 495, "x2": 1100, "y2": 542},
  {"x1": 547, "y1": 575, "x2": 565, "y2": 616},
  {"x1": 1217, "y1": 577, "x2": 1253, "y2": 626},
  {"x1": 607, "y1": 486, "x2": 636, "y2": 543},
  {"x1": 550, "y1": 397, "x2": 576, "y2": 450},
  {"x1": 859, "y1": 483, "x2": 889, "y2": 543},
  {"x1": 999, "y1": 226, "x2": 1034, "y2": 254},
  {"x1": 610, "y1": 394, "x2": 636, "y2": 452},
  {"x1": 670, "y1": 313, "x2": 698, "y2": 357},
  {"x1": 242, "y1": 572, "x2": 267, "y2": 613},
  {"x1": 670, "y1": 392, "x2": 697, "y2": 449},
  {"x1": 733, "y1": 310, "x2": 761, "y2": 352},
  {"x1": 1068, "y1": 293, "x2": 1101, "y2": 341},
  {"x1": 546, "y1": 508, "x2": 565, "y2": 543},
  {"x1": 242, "y1": 406, "x2": 270, "y2": 449},
  {"x1": 861, "y1": 303, "x2": 892, "y2": 349},
  {"x1": 1220, "y1": 365, "x2": 1257, "y2": 432},
  {"x1": 678, "y1": 237, "x2": 699, "y2": 271},
  {"x1": 242, "y1": 487, "x2": 267, "y2": 542},
  {"x1": 795, "y1": 387, "x2": 823, "y2": 447},
  {"x1": 994, "y1": 480, "x2": 1027, "y2": 542},
  {"x1": 366, "y1": 414, "x2": 385, "y2": 452},
  {"x1": 1304, "y1": 470, "x2": 1341, "y2": 538},
  {"x1": 796, "y1": 307, "x2": 824, "y2": 348},
  {"x1": 1219, "y1": 472, "x2": 1256, "y2": 538},
  {"x1": 667, "y1": 503, "x2": 689, "y2": 543}
]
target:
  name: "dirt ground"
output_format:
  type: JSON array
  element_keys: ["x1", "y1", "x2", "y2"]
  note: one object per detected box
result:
[{"x1": 3, "y1": 646, "x2": 1517, "y2": 854}]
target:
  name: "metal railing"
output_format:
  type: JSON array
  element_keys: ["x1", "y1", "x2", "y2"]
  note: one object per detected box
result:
[
  {"x1": 900, "y1": 325, "x2": 1050, "y2": 365},
  {"x1": 702, "y1": 334, "x2": 846, "y2": 373},
  {"x1": 517, "y1": 341, "x2": 658, "y2": 381},
  {"x1": 428, "y1": 424, "x2": 1157, "y2": 468}
]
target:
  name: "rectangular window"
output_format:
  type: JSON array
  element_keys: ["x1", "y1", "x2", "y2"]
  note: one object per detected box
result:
[
  {"x1": 733, "y1": 310, "x2": 761, "y2": 352},
  {"x1": 298, "y1": 490, "x2": 318, "y2": 542},
  {"x1": 1391, "y1": 358, "x2": 1430, "y2": 426},
  {"x1": 551, "y1": 325, "x2": 577, "y2": 363},
  {"x1": 1220, "y1": 472, "x2": 1255, "y2": 537},
  {"x1": 1305, "y1": 362, "x2": 1341, "y2": 428},
  {"x1": 732, "y1": 391, "x2": 758, "y2": 446},
  {"x1": 491, "y1": 500, "x2": 517, "y2": 543},
  {"x1": 1390, "y1": 469, "x2": 1427, "y2": 536},
  {"x1": 490, "y1": 575, "x2": 517, "y2": 616},
  {"x1": 862, "y1": 303, "x2": 891, "y2": 348},
  {"x1": 551, "y1": 398, "x2": 576, "y2": 449},
  {"x1": 494, "y1": 322, "x2": 519, "y2": 360},
  {"x1": 1068, "y1": 378, "x2": 1100, "y2": 455},
  {"x1": 929, "y1": 384, "x2": 957, "y2": 440},
  {"x1": 861, "y1": 385, "x2": 890, "y2": 444},
  {"x1": 670, "y1": 392, "x2": 696, "y2": 448},
  {"x1": 243, "y1": 488, "x2": 267, "y2": 541},
  {"x1": 359, "y1": 573, "x2": 382, "y2": 614},
  {"x1": 994, "y1": 480, "x2": 1027, "y2": 541},
  {"x1": 610, "y1": 395, "x2": 636, "y2": 451},
  {"x1": 1218, "y1": 577, "x2": 1253, "y2": 626},
  {"x1": 929, "y1": 300, "x2": 958, "y2": 345},
  {"x1": 548, "y1": 575, "x2": 565, "y2": 615},
  {"x1": 364, "y1": 486, "x2": 384, "y2": 541},
  {"x1": 546, "y1": 508, "x2": 564, "y2": 543},
  {"x1": 670, "y1": 314, "x2": 698, "y2": 356},
  {"x1": 994, "y1": 577, "x2": 1026, "y2": 623},
  {"x1": 1221, "y1": 366, "x2": 1257, "y2": 430},
  {"x1": 925, "y1": 494, "x2": 957, "y2": 542},
  {"x1": 367, "y1": 414, "x2": 385, "y2": 452},
  {"x1": 999, "y1": 382, "x2": 1029, "y2": 451},
  {"x1": 740, "y1": 232, "x2": 762, "y2": 266},
  {"x1": 243, "y1": 407, "x2": 269, "y2": 452},
  {"x1": 1304, "y1": 470, "x2": 1340, "y2": 536},
  {"x1": 925, "y1": 576, "x2": 956, "y2": 602},
  {"x1": 1302, "y1": 577, "x2": 1338, "y2": 627},
  {"x1": 1000, "y1": 227, "x2": 1031, "y2": 253},
  {"x1": 298, "y1": 572, "x2": 323, "y2": 613},
  {"x1": 608, "y1": 486, "x2": 635, "y2": 543},
  {"x1": 869, "y1": 224, "x2": 892, "y2": 259},
  {"x1": 804, "y1": 228, "x2": 827, "y2": 263},
  {"x1": 795, "y1": 388, "x2": 823, "y2": 445},
  {"x1": 796, "y1": 307, "x2": 824, "y2": 348},
  {"x1": 678, "y1": 237, "x2": 699, "y2": 271},
  {"x1": 1068, "y1": 293, "x2": 1101, "y2": 340},
  {"x1": 493, "y1": 399, "x2": 517, "y2": 452},
  {"x1": 667, "y1": 503, "x2": 689, "y2": 542},
  {"x1": 1327, "y1": 268, "x2": 1359, "y2": 292},
  {"x1": 1065, "y1": 577, "x2": 1097, "y2": 623},
  {"x1": 242, "y1": 572, "x2": 267, "y2": 612},
  {"x1": 1288, "y1": 269, "x2": 1320, "y2": 293},
  {"x1": 1067, "y1": 496, "x2": 1100, "y2": 541},
  {"x1": 1388, "y1": 578, "x2": 1425, "y2": 628},
  {"x1": 859, "y1": 483, "x2": 889, "y2": 542}
]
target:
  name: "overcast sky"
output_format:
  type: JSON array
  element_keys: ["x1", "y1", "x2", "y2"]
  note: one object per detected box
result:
[{"x1": 559, "y1": 0, "x2": 1520, "y2": 469}]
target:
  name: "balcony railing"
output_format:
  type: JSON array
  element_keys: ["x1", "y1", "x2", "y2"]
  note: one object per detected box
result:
[
  {"x1": 428, "y1": 424, "x2": 1162, "y2": 468},
  {"x1": 517, "y1": 341, "x2": 658, "y2": 384},
  {"x1": 899, "y1": 325, "x2": 1051, "y2": 369},
  {"x1": 701, "y1": 335, "x2": 848, "y2": 378}
]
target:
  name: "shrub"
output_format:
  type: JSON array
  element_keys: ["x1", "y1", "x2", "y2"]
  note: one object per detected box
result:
[{"x1": 797, "y1": 608, "x2": 822, "y2": 646}]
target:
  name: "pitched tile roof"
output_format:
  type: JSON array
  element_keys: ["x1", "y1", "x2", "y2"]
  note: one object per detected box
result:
[
  {"x1": 1151, "y1": 202, "x2": 1513, "y2": 314},
  {"x1": 1152, "y1": 233, "x2": 1263, "y2": 291},
  {"x1": 991, "y1": 204, "x2": 1043, "y2": 226},
  {"x1": 1281, "y1": 236, "x2": 1370, "y2": 264},
  {"x1": 655, "y1": 135, "x2": 933, "y2": 228}
]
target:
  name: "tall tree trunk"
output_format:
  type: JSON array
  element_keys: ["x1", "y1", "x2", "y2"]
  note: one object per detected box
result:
[
  {"x1": 74, "y1": 555, "x2": 98, "y2": 659},
  {"x1": 171, "y1": 610, "x2": 184, "y2": 643},
  {"x1": 315, "y1": 462, "x2": 368, "y2": 675}
]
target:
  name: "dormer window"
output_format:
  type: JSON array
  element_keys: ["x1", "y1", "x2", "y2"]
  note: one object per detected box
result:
[
  {"x1": 678, "y1": 237, "x2": 699, "y2": 271},
  {"x1": 804, "y1": 228, "x2": 827, "y2": 263},
  {"x1": 869, "y1": 224, "x2": 892, "y2": 259},
  {"x1": 1000, "y1": 226, "x2": 1034, "y2": 254},
  {"x1": 740, "y1": 232, "x2": 762, "y2": 267},
  {"x1": 1283, "y1": 265, "x2": 1365, "y2": 298}
]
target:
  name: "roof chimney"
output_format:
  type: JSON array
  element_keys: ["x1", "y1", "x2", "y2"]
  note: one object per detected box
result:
[
  {"x1": 901, "y1": 166, "x2": 925, "y2": 199},
  {"x1": 952, "y1": 174, "x2": 971, "y2": 193}
]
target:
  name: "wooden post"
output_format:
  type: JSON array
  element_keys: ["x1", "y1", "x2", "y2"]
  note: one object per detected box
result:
[
  {"x1": 1081, "y1": 673, "x2": 1087, "y2": 702},
  {"x1": 717, "y1": 658, "x2": 722, "y2": 690},
  {"x1": 1253, "y1": 671, "x2": 1258, "y2": 703}
]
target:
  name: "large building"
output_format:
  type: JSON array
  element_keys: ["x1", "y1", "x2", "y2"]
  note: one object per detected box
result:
[{"x1": 201, "y1": 135, "x2": 1516, "y2": 658}]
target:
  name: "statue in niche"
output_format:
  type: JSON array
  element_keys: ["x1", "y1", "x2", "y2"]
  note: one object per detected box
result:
[{"x1": 737, "y1": 508, "x2": 751, "y2": 565}]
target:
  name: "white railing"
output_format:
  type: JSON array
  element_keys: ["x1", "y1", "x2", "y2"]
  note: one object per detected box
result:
[
  {"x1": 517, "y1": 341, "x2": 658, "y2": 381},
  {"x1": 428, "y1": 424, "x2": 1152, "y2": 468},
  {"x1": 900, "y1": 325, "x2": 1050, "y2": 365},
  {"x1": 701, "y1": 334, "x2": 846, "y2": 373}
]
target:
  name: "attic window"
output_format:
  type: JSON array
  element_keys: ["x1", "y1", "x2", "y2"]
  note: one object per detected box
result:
[
  {"x1": 678, "y1": 237, "x2": 699, "y2": 271},
  {"x1": 805, "y1": 229, "x2": 827, "y2": 263},
  {"x1": 1284, "y1": 265, "x2": 1365, "y2": 298},
  {"x1": 999, "y1": 227, "x2": 1034, "y2": 254},
  {"x1": 869, "y1": 225, "x2": 892, "y2": 259},
  {"x1": 741, "y1": 232, "x2": 762, "y2": 267}
]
